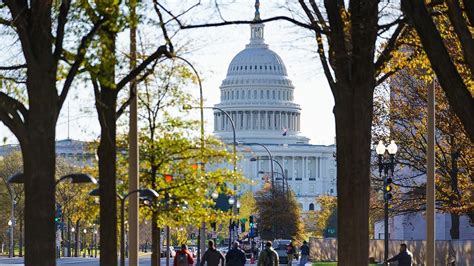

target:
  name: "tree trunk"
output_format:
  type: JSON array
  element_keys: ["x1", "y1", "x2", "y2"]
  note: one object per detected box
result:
[
  {"x1": 324, "y1": 0, "x2": 378, "y2": 263},
  {"x1": 23, "y1": 65, "x2": 58, "y2": 265},
  {"x1": 19, "y1": 218, "x2": 23, "y2": 257},
  {"x1": 334, "y1": 90, "x2": 374, "y2": 265},
  {"x1": 74, "y1": 220, "x2": 80, "y2": 257},
  {"x1": 151, "y1": 212, "x2": 160, "y2": 266},
  {"x1": 97, "y1": 87, "x2": 119, "y2": 266},
  {"x1": 449, "y1": 147, "x2": 460, "y2": 240},
  {"x1": 450, "y1": 213, "x2": 460, "y2": 239}
]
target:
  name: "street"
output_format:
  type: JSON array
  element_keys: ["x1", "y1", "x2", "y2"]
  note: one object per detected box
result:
[{"x1": 0, "y1": 256, "x2": 312, "y2": 266}]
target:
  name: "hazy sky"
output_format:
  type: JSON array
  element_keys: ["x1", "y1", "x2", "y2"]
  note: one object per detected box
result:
[{"x1": 0, "y1": 1, "x2": 336, "y2": 145}]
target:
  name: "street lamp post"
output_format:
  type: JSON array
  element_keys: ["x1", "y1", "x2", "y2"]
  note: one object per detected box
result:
[
  {"x1": 7, "y1": 173, "x2": 97, "y2": 259},
  {"x1": 82, "y1": 228, "x2": 87, "y2": 258},
  {"x1": 71, "y1": 227, "x2": 77, "y2": 257},
  {"x1": 252, "y1": 157, "x2": 288, "y2": 195},
  {"x1": 240, "y1": 143, "x2": 274, "y2": 188},
  {"x1": 185, "y1": 105, "x2": 240, "y2": 250},
  {"x1": 376, "y1": 140, "x2": 398, "y2": 265},
  {"x1": 257, "y1": 170, "x2": 289, "y2": 196},
  {"x1": 7, "y1": 219, "x2": 13, "y2": 258},
  {"x1": 90, "y1": 188, "x2": 159, "y2": 266},
  {"x1": 93, "y1": 229, "x2": 98, "y2": 258}
]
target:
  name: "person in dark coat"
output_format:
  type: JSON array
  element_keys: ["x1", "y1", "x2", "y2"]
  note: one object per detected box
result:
[
  {"x1": 387, "y1": 243, "x2": 413, "y2": 266},
  {"x1": 201, "y1": 240, "x2": 225, "y2": 266},
  {"x1": 225, "y1": 241, "x2": 246, "y2": 266}
]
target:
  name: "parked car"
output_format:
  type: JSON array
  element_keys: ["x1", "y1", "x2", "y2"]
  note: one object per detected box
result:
[
  {"x1": 160, "y1": 246, "x2": 176, "y2": 258},
  {"x1": 272, "y1": 239, "x2": 291, "y2": 264}
]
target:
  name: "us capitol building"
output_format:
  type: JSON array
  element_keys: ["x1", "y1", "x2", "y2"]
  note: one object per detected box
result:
[{"x1": 212, "y1": 5, "x2": 337, "y2": 211}]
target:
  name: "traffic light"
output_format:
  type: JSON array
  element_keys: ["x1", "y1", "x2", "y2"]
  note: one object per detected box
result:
[
  {"x1": 55, "y1": 204, "x2": 62, "y2": 230},
  {"x1": 249, "y1": 215, "x2": 254, "y2": 228},
  {"x1": 164, "y1": 174, "x2": 173, "y2": 183},
  {"x1": 384, "y1": 177, "x2": 393, "y2": 201}
]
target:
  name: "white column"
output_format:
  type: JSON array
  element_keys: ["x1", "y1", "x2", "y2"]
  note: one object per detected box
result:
[
  {"x1": 244, "y1": 111, "x2": 250, "y2": 130},
  {"x1": 214, "y1": 113, "x2": 217, "y2": 131},
  {"x1": 291, "y1": 156, "x2": 296, "y2": 180},
  {"x1": 271, "y1": 112, "x2": 274, "y2": 130},
  {"x1": 303, "y1": 157, "x2": 307, "y2": 180},
  {"x1": 250, "y1": 111, "x2": 254, "y2": 130},
  {"x1": 279, "y1": 112, "x2": 282, "y2": 129},
  {"x1": 293, "y1": 113, "x2": 296, "y2": 131}
]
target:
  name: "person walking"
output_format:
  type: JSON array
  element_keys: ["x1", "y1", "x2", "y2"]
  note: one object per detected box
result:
[
  {"x1": 174, "y1": 244, "x2": 195, "y2": 266},
  {"x1": 257, "y1": 241, "x2": 279, "y2": 266},
  {"x1": 201, "y1": 240, "x2": 225, "y2": 266},
  {"x1": 299, "y1": 241, "x2": 309, "y2": 266},
  {"x1": 225, "y1": 241, "x2": 246, "y2": 266},
  {"x1": 386, "y1": 243, "x2": 413, "y2": 266},
  {"x1": 286, "y1": 241, "x2": 296, "y2": 266}
]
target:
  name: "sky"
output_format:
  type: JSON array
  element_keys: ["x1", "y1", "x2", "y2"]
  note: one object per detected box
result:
[{"x1": 0, "y1": 1, "x2": 336, "y2": 145}]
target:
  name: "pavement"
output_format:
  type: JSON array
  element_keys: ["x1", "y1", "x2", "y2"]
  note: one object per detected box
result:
[{"x1": 0, "y1": 256, "x2": 312, "y2": 266}]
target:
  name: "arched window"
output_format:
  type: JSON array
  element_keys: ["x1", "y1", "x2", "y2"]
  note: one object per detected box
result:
[
  {"x1": 254, "y1": 90, "x2": 257, "y2": 98},
  {"x1": 272, "y1": 90, "x2": 275, "y2": 99},
  {"x1": 236, "y1": 90, "x2": 239, "y2": 99},
  {"x1": 266, "y1": 90, "x2": 269, "y2": 99},
  {"x1": 260, "y1": 91, "x2": 263, "y2": 99},
  {"x1": 245, "y1": 66, "x2": 247, "y2": 70},
  {"x1": 309, "y1": 203, "x2": 315, "y2": 211}
]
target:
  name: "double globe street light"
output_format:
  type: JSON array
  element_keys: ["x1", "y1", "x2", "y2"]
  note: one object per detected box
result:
[
  {"x1": 7, "y1": 172, "x2": 97, "y2": 259},
  {"x1": 89, "y1": 188, "x2": 159, "y2": 266},
  {"x1": 375, "y1": 140, "x2": 398, "y2": 265}
]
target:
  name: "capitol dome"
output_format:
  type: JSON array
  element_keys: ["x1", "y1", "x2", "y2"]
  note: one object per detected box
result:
[
  {"x1": 226, "y1": 46, "x2": 288, "y2": 77},
  {"x1": 213, "y1": 9, "x2": 309, "y2": 145}
]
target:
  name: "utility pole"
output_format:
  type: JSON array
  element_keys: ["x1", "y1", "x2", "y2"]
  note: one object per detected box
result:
[{"x1": 128, "y1": 0, "x2": 139, "y2": 265}]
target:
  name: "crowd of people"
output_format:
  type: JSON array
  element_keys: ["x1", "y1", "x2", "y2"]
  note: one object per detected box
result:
[
  {"x1": 174, "y1": 240, "x2": 414, "y2": 266},
  {"x1": 175, "y1": 239, "x2": 311, "y2": 266}
]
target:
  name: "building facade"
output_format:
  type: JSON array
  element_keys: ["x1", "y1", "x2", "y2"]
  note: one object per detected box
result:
[{"x1": 212, "y1": 9, "x2": 336, "y2": 211}]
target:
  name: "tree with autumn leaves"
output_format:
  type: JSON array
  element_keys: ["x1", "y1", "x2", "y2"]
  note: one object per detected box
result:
[
  {"x1": 372, "y1": 70, "x2": 473, "y2": 239},
  {"x1": 371, "y1": 4, "x2": 473, "y2": 238},
  {"x1": 254, "y1": 187, "x2": 305, "y2": 241},
  {"x1": 113, "y1": 59, "x2": 245, "y2": 265}
]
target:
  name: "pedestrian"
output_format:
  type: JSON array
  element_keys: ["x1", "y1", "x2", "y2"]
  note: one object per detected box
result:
[
  {"x1": 257, "y1": 241, "x2": 279, "y2": 266},
  {"x1": 201, "y1": 240, "x2": 225, "y2": 266},
  {"x1": 225, "y1": 241, "x2": 246, "y2": 266},
  {"x1": 286, "y1": 241, "x2": 296, "y2": 266},
  {"x1": 299, "y1": 241, "x2": 309, "y2": 266},
  {"x1": 174, "y1": 244, "x2": 195, "y2": 266},
  {"x1": 386, "y1": 243, "x2": 413, "y2": 266}
]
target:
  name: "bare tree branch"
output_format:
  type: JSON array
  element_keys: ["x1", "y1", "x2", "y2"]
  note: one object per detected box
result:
[
  {"x1": 0, "y1": 17, "x2": 11, "y2": 25},
  {"x1": 58, "y1": 17, "x2": 106, "y2": 111},
  {"x1": 446, "y1": 0, "x2": 474, "y2": 73},
  {"x1": 156, "y1": 1, "x2": 317, "y2": 32},
  {"x1": 116, "y1": 45, "x2": 172, "y2": 91},
  {"x1": 0, "y1": 91, "x2": 27, "y2": 142},
  {"x1": 152, "y1": 0, "x2": 174, "y2": 54},
  {"x1": 0, "y1": 64, "x2": 27, "y2": 70},
  {"x1": 54, "y1": 0, "x2": 71, "y2": 60},
  {"x1": 463, "y1": 0, "x2": 474, "y2": 26}
]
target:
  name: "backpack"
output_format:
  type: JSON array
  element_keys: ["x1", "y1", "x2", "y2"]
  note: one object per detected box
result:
[
  {"x1": 177, "y1": 252, "x2": 188, "y2": 266},
  {"x1": 264, "y1": 250, "x2": 274, "y2": 266}
]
